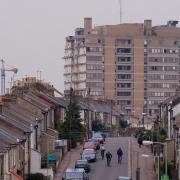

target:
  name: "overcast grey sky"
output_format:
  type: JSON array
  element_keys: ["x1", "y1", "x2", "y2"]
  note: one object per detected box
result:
[{"x1": 0, "y1": 0, "x2": 179, "y2": 92}]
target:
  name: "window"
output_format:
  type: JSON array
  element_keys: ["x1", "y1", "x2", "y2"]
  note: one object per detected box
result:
[
  {"x1": 78, "y1": 73, "x2": 86, "y2": 81},
  {"x1": 87, "y1": 56, "x2": 103, "y2": 61},
  {"x1": 117, "y1": 74, "x2": 131, "y2": 79},
  {"x1": 145, "y1": 100, "x2": 162, "y2": 105},
  {"x1": 117, "y1": 100, "x2": 131, "y2": 105},
  {"x1": 86, "y1": 64, "x2": 103, "y2": 70},
  {"x1": 117, "y1": 92, "x2": 131, "y2": 96},
  {"x1": 145, "y1": 83, "x2": 177, "y2": 88},
  {"x1": 116, "y1": 56, "x2": 131, "y2": 62},
  {"x1": 144, "y1": 74, "x2": 178, "y2": 80},
  {"x1": 145, "y1": 57, "x2": 163, "y2": 63},
  {"x1": 117, "y1": 66, "x2": 131, "y2": 70},
  {"x1": 115, "y1": 39, "x2": 132, "y2": 46},
  {"x1": 116, "y1": 48, "x2": 131, "y2": 53},
  {"x1": 90, "y1": 91, "x2": 103, "y2": 96},
  {"x1": 164, "y1": 49, "x2": 178, "y2": 54},
  {"x1": 164, "y1": 58, "x2": 178, "y2": 63},
  {"x1": 145, "y1": 92, "x2": 175, "y2": 97},
  {"x1": 144, "y1": 66, "x2": 163, "y2": 71},
  {"x1": 86, "y1": 47, "x2": 103, "y2": 52},
  {"x1": 86, "y1": 82, "x2": 103, "y2": 87},
  {"x1": 87, "y1": 73, "x2": 102, "y2": 79},
  {"x1": 164, "y1": 66, "x2": 177, "y2": 71},
  {"x1": 150, "y1": 48, "x2": 162, "y2": 54},
  {"x1": 164, "y1": 75, "x2": 178, "y2": 80},
  {"x1": 117, "y1": 83, "x2": 131, "y2": 88},
  {"x1": 144, "y1": 66, "x2": 178, "y2": 71}
]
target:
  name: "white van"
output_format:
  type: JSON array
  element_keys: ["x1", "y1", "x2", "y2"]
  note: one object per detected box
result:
[
  {"x1": 62, "y1": 168, "x2": 89, "y2": 180},
  {"x1": 117, "y1": 176, "x2": 131, "y2": 180}
]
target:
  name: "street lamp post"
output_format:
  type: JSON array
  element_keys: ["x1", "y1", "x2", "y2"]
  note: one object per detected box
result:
[
  {"x1": 87, "y1": 88, "x2": 90, "y2": 139},
  {"x1": 110, "y1": 99, "x2": 113, "y2": 129}
]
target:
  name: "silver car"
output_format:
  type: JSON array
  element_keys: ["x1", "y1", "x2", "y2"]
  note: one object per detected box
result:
[
  {"x1": 81, "y1": 149, "x2": 96, "y2": 162},
  {"x1": 116, "y1": 176, "x2": 131, "y2": 180}
]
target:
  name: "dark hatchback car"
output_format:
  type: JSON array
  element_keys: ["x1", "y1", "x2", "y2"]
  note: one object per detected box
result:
[{"x1": 75, "y1": 159, "x2": 91, "y2": 173}]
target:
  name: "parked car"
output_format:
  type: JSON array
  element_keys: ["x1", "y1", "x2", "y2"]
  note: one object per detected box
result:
[
  {"x1": 75, "y1": 159, "x2": 91, "y2": 173},
  {"x1": 116, "y1": 176, "x2": 131, "y2": 180},
  {"x1": 62, "y1": 168, "x2": 89, "y2": 180},
  {"x1": 83, "y1": 141, "x2": 96, "y2": 150},
  {"x1": 81, "y1": 149, "x2": 96, "y2": 162}
]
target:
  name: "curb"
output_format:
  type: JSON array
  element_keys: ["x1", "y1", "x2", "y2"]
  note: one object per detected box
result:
[{"x1": 128, "y1": 138, "x2": 132, "y2": 178}]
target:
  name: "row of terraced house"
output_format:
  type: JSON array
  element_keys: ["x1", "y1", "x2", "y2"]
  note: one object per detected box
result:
[
  {"x1": 158, "y1": 88, "x2": 180, "y2": 179},
  {"x1": 0, "y1": 77, "x2": 121, "y2": 180}
]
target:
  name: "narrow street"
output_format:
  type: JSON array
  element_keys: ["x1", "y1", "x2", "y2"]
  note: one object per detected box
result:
[{"x1": 89, "y1": 137, "x2": 129, "y2": 180}]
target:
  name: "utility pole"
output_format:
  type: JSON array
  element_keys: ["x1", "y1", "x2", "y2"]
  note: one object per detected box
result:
[
  {"x1": 156, "y1": 114, "x2": 160, "y2": 179},
  {"x1": 110, "y1": 99, "x2": 113, "y2": 129},
  {"x1": 1, "y1": 59, "x2": 5, "y2": 96},
  {"x1": 87, "y1": 88, "x2": 90, "y2": 139},
  {"x1": 68, "y1": 87, "x2": 73, "y2": 151}
]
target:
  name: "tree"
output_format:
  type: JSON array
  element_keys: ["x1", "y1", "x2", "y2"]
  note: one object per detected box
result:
[
  {"x1": 59, "y1": 89, "x2": 85, "y2": 149},
  {"x1": 119, "y1": 116, "x2": 128, "y2": 129}
]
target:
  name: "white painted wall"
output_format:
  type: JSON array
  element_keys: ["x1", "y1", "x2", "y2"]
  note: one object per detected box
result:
[
  {"x1": 78, "y1": 64, "x2": 86, "y2": 72},
  {"x1": 78, "y1": 82, "x2": 86, "y2": 89},
  {"x1": 30, "y1": 129, "x2": 36, "y2": 149},
  {"x1": 173, "y1": 103, "x2": 180, "y2": 117},
  {"x1": 78, "y1": 56, "x2": 86, "y2": 63},
  {"x1": 30, "y1": 149, "x2": 53, "y2": 179}
]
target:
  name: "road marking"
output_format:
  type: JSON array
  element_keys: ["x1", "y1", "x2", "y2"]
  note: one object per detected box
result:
[{"x1": 128, "y1": 138, "x2": 132, "y2": 178}]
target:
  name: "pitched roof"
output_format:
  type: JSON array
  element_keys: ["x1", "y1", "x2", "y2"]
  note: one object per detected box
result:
[
  {"x1": 23, "y1": 93, "x2": 49, "y2": 111},
  {"x1": 0, "y1": 114, "x2": 31, "y2": 133},
  {"x1": 8, "y1": 104, "x2": 42, "y2": 122},
  {"x1": 5, "y1": 105, "x2": 37, "y2": 127},
  {"x1": 55, "y1": 97, "x2": 68, "y2": 108},
  {"x1": 0, "y1": 126, "x2": 26, "y2": 154},
  {"x1": 0, "y1": 125, "x2": 26, "y2": 144}
]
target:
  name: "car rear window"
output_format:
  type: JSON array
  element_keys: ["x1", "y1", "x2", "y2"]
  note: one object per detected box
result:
[
  {"x1": 84, "y1": 142, "x2": 94, "y2": 146},
  {"x1": 76, "y1": 160, "x2": 87, "y2": 165},
  {"x1": 83, "y1": 149, "x2": 94, "y2": 154}
]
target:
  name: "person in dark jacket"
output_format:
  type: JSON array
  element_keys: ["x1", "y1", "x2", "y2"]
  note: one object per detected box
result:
[
  {"x1": 105, "y1": 151, "x2": 112, "y2": 166},
  {"x1": 117, "y1": 147, "x2": 123, "y2": 164},
  {"x1": 138, "y1": 136, "x2": 143, "y2": 148}
]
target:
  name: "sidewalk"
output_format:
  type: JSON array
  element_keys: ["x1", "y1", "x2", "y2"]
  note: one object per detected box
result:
[
  {"x1": 53, "y1": 146, "x2": 81, "y2": 180},
  {"x1": 131, "y1": 137, "x2": 157, "y2": 180}
]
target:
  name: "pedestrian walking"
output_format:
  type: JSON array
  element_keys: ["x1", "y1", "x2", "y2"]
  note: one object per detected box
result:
[
  {"x1": 100, "y1": 144, "x2": 105, "y2": 160},
  {"x1": 117, "y1": 147, "x2": 123, "y2": 164},
  {"x1": 138, "y1": 136, "x2": 143, "y2": 148},
  {"x1": 105, "y1": 151, "x2": 112, "y2": 166}
]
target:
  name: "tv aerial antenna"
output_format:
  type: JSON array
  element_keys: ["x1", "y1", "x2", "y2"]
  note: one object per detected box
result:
[{"x1": 118, "y1": 0, "x2": 122, "y2": 24}]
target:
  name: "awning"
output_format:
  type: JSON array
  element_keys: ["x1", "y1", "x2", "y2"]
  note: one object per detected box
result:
[{"x1": 48, "y1": 153, "x2": 57, "y2": 161}]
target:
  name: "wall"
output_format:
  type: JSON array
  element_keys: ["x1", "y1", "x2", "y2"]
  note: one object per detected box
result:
[{"x1": 30, "y1": 149, "x2": 53, "y2": 179}]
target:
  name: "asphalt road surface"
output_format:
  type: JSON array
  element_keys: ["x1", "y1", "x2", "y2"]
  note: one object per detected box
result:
[{"x1": 89, "y1": 137, "x2": 129, "y2": 180}]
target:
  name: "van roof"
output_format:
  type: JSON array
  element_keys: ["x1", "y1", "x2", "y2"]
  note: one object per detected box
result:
[{"x1": 66, "y1": 168, "x2": 84, "y2": 173}]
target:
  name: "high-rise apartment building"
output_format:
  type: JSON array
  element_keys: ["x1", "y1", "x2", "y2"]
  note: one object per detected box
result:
[{"x1": 64, "y1": 18, "x2": 180, "y2": 122}]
